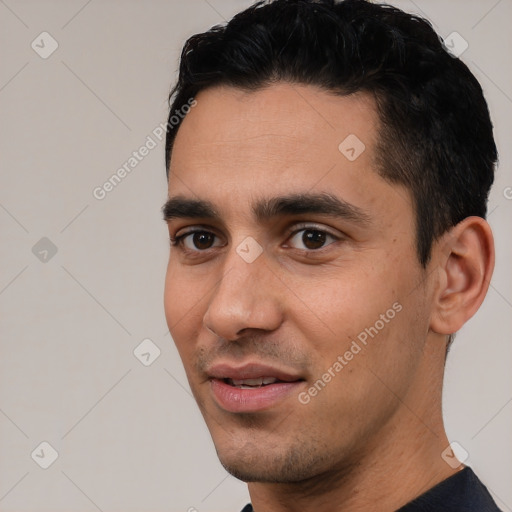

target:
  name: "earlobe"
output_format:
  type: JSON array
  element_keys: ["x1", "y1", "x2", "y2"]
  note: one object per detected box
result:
[{"x1": 430, "y1": 217, "x2": 495, "y2": 336}]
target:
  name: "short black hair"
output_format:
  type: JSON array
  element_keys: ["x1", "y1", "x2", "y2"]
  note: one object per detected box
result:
[{"x1": 165, "y1": 0, "x2": 497, "y2": 266}]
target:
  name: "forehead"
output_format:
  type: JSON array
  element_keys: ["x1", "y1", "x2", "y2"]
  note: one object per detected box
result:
[
  {"x1": 167, "y1": 83, "x2": 409, "y2": 222},
  {"x1": 170, "y1": 82, "x2": 378, "y2": 171}
]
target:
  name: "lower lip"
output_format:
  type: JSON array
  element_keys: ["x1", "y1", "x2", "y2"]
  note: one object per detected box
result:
[{"x1": 210, "y1": 378, "x2": 303, "y2": 413}]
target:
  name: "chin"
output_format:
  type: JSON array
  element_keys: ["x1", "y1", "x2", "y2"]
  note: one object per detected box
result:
[
  {"x1": 218, "y1": 454, "x2": 313, "y2": 483},
  {"x1": 213, "y1": 433, "x2": 336, "y2": 484}
]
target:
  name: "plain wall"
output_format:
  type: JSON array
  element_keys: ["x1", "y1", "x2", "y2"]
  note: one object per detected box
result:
[{"x1": 1, "y1": 1, "x2": 511, "y2": 510}]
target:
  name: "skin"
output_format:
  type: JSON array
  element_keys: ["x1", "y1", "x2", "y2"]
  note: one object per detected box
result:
[{"x1": 163, "y1": 82, "x2": 494, "y2": 512}]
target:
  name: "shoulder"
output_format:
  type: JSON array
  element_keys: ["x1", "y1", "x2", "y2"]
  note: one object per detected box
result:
[{"x1": 397, "y1": 467, "x2": 503, "y2": 512}]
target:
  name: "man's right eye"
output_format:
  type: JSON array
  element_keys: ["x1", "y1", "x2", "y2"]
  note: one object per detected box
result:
[{"x1": 171, "y1": 230, "x2": 223, "y2": 252}]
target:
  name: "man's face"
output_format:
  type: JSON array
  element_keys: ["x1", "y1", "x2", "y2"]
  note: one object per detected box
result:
[{"x1": 164, "y1": 83, "x2": 434, "y2": 483}]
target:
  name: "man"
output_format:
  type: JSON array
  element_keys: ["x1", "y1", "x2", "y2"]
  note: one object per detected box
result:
[{"x1": 162, "y1": 0, "x2": 501, "y2": 510}]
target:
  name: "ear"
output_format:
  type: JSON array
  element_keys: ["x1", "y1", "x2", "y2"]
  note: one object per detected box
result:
[{"x1": 430, "y1": 216, "x2": 495, "y2": 336}]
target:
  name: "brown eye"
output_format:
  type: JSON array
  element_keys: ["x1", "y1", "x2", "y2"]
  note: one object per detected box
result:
[
  {"x1": 302, "y1": 230, "x2": 326, "y2": 249},
  {"x1": 288, "y1": 228, "x2": 337, "y2": 250},
  {"x1": 176, "y1": 230, "x2": 222, "y2": 251},
  {"x1": 191, "y1": 232, "x2": 215, "y2": 250}
]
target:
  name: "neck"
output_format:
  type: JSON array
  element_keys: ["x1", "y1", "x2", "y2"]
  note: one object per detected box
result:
[{"x1": 247, "y1": 340, "x2": 458, "y2": 512}]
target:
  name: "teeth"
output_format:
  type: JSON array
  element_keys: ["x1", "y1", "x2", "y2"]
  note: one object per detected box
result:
[{"x1": 229, "y1": 377, "x2": 278, "y2": 387}]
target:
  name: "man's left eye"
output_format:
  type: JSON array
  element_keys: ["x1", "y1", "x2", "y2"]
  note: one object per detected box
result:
[{"x1": 287, "y1": 229, "x2": 338, "y2": 250}]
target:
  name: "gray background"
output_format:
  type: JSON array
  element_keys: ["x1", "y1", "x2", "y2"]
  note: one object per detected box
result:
[{"x1": 1, "y1": 1, "x2": 511, "y2": 511}]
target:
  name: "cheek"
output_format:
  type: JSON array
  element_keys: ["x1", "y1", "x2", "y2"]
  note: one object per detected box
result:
[
  {"x1": 283, "y1": 264, "x2": 399, "y2": 349},
  {"x1": 302, "y1": 266, "x2": 428, "y2": 408},
  {"x1": 288, "y1": 252, "x2": 423, "y2": 373},
  {"x1": 164, "y1": 262, "x2": 205, "y2": 359}
]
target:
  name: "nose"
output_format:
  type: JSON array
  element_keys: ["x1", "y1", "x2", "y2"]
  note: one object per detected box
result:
[{"x1": 203, "y1": 247, "x2": 284, "y2": 340}]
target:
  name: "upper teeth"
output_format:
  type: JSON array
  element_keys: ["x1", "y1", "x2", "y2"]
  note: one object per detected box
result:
[{"x1": 230, "y1": 377, "x2": 278, "y2": 387}]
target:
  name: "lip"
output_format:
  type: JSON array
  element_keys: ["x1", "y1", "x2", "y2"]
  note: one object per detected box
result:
[
  {"x1": 207, "y1": 362, "x2": 305, "y2": 413},
  {"x1": 207, "y1": 362, "x2": 303, "y2": 382}
]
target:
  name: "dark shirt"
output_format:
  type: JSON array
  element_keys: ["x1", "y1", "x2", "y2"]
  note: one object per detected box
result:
[{"x1": 240, "y1": 467, "x2": 502, "y2": 511}]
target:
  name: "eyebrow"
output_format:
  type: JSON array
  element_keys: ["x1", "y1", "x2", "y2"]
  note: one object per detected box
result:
[{"x1": 162, "y1": 192, "x2": 372, "y2": 226}]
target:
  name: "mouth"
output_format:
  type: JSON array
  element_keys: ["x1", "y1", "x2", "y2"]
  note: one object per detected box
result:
[
  {"x1": 223, "y1": 376, "x2": 291, "y2": 389},
  {"x1": 207, "y1": 363, "x2": 306, "y2": 413}
]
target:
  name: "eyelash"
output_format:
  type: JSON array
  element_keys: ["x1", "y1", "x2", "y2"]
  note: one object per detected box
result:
[{"x1": 170, "y1": 224, "x2": 342, "y2": 254}]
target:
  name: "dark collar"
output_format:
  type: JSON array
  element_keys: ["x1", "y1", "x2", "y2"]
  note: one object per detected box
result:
[{"x1": 240, "y1": 467, "x2": 502, "y2": 512}]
